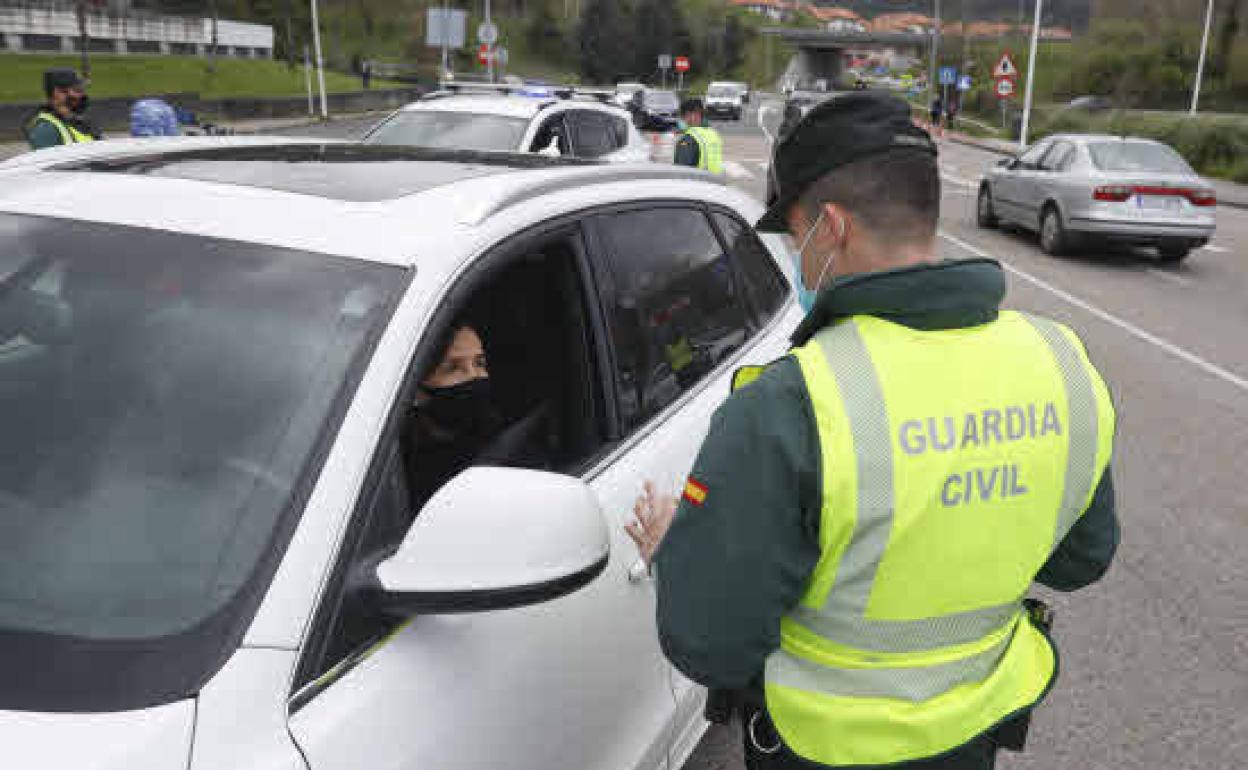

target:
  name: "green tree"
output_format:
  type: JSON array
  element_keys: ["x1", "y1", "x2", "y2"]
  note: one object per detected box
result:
[{"x1": 577, "y1": 0, "x2": 634, "y2": 83}]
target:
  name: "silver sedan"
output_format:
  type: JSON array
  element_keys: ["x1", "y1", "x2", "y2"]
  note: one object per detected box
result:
[{"x1": 977, "y1": 134, "x2": 1217, "y2": 262}]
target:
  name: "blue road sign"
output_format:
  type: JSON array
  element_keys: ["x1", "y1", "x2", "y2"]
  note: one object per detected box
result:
[
  {"x1": 958, "y1": 75, "x2": 973, "y2": 92},
  {"x1": 939, "y1": 67, "x2": 958, "y2": 86}
]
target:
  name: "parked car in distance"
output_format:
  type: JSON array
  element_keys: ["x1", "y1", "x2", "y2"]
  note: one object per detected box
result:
[
  {"x1": 977, "y1": 134, "x2": 1216, "y2": 262},
  {"x1": 705, "y1": 82, "x2": 746, "y2": 121},
  {"x1": 613, "y1": 81, "x2": 645, "y2": 108},
  {"x1": 630, "y1": 88, "x2": 682, "y2": 132}
]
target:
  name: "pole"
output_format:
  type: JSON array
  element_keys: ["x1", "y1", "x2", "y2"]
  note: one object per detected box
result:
[
  {"x1": 1191, "y1": 0, "x2": 1215, "y2": 115},
  {"x1": 304, "y1": 45, "x2": 314, "y2": 115},
  {"x1": 1019, "y1": 0, "x2": 1042, "y2": 148},
  {"x1": 485, "y1": 0, "x2": 494, "y2": 83},
  {"x1": 441, "y1": 0, "x2": 450, "y2": 79},
  {"x1": 928, "y1": 0, "x2": 941, "y2": 101},
  {"x1": 309, "y1": 0, "x2": 328, "y2": 119}
]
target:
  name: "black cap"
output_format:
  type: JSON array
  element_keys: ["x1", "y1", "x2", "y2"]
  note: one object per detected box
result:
[
  {"x1": 44, "y1": 68, "x2": 84, "y2": 95},
  {"x1": 758, "y1": 91, "x2": 937, "y2": 232},
  {"x1": 680, "y1": 97, "x2": 704, "y2": 114}
]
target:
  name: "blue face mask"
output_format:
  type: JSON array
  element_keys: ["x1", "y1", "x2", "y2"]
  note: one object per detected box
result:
[{"x1": 792, "y1": 211, "x2": 834, "y2": 313}]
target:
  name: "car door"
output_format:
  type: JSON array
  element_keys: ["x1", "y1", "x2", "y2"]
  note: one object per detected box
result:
[
  {"x1": 994, "y1": 140, "x2": 1052, "y2": 226},
  {"x1": 583, "y1": 203, "x2": 798, "y2": 765},
  {"x1": 287, "y1": 221, "x2": 678, "y2": 770},
  {"x1": 1029, "y1": 141, "x2": 1077, "y2": 221}
]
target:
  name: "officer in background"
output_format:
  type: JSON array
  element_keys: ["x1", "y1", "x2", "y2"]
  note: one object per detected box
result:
[
  {"x1": 673, "y1": 97, "x2": 723, "y2": 174},
  {"x1": 628, "y1": 92, "x2": 1119, "y2": 770},
  {"x1": 26, "y1": 69, "x2": 99, "y2": 150}
]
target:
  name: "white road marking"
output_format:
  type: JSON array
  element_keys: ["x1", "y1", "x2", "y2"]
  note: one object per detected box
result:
[
  {"x1": 1203, "y1": 244, "x2": 1229, "y2": 253},
  {"x1": 1146, "y1": 267, "x2": 1195, "y2": 287},
  {"x1": 941, "y1": 172, "x2": 976, "y2": 189},
  {"x1": 939, "y1": 231, "x2": 1248, "y2": 393}
]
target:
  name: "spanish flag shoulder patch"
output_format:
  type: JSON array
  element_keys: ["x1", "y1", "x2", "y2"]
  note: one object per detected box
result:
[{"x1": 682, "y1": 477, "x2": 709, "y2": 506}]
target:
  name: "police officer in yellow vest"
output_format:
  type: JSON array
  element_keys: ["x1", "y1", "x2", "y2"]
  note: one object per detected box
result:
[
  {"x1": 627, "y1": 92, "x2": 1118, "y2": 770},
  {"x1": 673, "y1": 97, "x2": 724, "y2": 174},
  {"x1": 25, "y1": 69, "x2": 99, "y2": 151}
]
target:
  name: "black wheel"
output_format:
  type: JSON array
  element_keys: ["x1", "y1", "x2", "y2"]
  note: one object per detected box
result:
[
  {"x1": 1039, "y1": 205, "x2": 1071, "y2": 256},
  {"x1": 1159, "y1": 241, "x2": 1192, "y2": 263},
  {"x1": 976, "y1": 186, "x2": 998, "y2": 229}
]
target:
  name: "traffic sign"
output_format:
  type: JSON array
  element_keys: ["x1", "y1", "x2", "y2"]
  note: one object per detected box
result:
[
  {"x1": 995, "y1": 77, "x2": 1017, "y2": 99},
  {"x1": 658, "y1": 54, "x2": 672, "y2": 70},
  {"x1": 993, "y1": 53, "x2": 1018, "y2": 80},
  {"x1": 477, "y1": 21, "x2": 499, "y2": 45},
  {"x1": 958, "y1": 75, "x2": 973, "y2": 92},
  {"x1": 674, "y1": 56, "x2": 690, "y2": 73},
  {"x1": 939, "y1": 67, "x2": 957, "y2": 86},
  {"x1": 477, "y1": 43, "x2": 492, "y2": 65}
]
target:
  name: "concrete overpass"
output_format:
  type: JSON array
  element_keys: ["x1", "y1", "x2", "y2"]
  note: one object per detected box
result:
[{"x1": 762, "y1": 28, "x2": 929, "y2": 91}]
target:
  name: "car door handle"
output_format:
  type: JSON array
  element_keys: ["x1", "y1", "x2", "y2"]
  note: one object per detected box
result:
[{"x1": 628, "y1": 558, "x2": 653, "y2": 584}]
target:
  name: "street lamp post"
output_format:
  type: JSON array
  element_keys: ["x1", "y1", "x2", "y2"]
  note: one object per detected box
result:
[
  {"x1": 485, "y1": 0, "x2": 494, "y2": 83},
  {"x1": 309, "y1": 0, "x2": 328, "y2": 118},
  {"x1": 1019, "y1": 0, "x2": 1042, "y2": 148},
  {"x1": 929, "y1": 0, "x2": 942, "y2": 101},
  {"x1": 1191, "y1": 0, "x2": 1215, "y2": 115}
]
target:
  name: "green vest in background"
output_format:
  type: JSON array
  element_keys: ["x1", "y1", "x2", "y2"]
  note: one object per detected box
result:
[
  {"x1": 683, "y1": 126, "x2": 724, "y2": 174},
  {"x1": 28, "y1": 111, "x2": 95, "y2": 147},
  {"x1": 764, "y1": 311, "x2": 1115, "y2": 767}
]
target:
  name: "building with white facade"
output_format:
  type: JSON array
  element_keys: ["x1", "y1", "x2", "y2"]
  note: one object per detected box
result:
[{"x1": 0, "y1": 1, "x2": 273, "y2": 58}]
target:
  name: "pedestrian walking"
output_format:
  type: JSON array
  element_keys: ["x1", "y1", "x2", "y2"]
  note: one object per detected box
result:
[
  {"x1": 929, "y1": 94, "x2": 944, "y2": 137},
  {"x1": 24, "y1": 69, "x2": 99, "y2": 150},
  {"x1": 628, "y1": 92, "x2": 1119, "y2": 770},
  {"x1": 673, "y1": 98, "x2": 724, "y2": 174},
  {"x1": 361, "y1": 59, "x2": 372, "y2": 90}
]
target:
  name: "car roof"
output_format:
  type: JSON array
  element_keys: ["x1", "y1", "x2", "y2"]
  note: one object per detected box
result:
[
  {"x1": 398, "y1": 95, "x2": 551, "y2": 119},
  {"x1": 0, "y1": 138, "x2": 729, "y2": 270},
  {"x1": 1041, "y1": 134, "x2": 1170, "y2": 146}
]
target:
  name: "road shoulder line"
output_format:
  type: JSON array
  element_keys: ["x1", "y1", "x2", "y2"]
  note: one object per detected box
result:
[{"x1": 939, "y1": 231, "x2": 1248, "y2": 393}]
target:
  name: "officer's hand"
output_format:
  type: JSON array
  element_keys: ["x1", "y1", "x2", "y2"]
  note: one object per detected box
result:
[{"x1": 626, "y1": 481, "x2": 678, "y2": 566}]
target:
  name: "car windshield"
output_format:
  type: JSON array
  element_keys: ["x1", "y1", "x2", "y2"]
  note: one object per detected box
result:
[
  {"x1": 364, "y1": 110, "x2": 531, "y2": 152},
  {"x1": 708, "y1": 86, "x2": 737, "y2": 98},
  {"x1": 645, "y1": 91, "x2": 679, "y2": 111},
  {"x1": 1088, "y1": 141, "x2": 1193, "y2": 174},
  {"x1": 0, "y1": 213, "x2": 403, "y2": 711}
]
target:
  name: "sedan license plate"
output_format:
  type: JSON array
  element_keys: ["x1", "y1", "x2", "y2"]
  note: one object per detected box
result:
[{"x1": 1131, "y1": 194, "x2": 1183, "y2": 212}]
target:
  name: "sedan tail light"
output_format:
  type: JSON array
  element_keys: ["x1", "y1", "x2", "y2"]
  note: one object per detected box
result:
[
  {"x1": 1093, "y1": 185, "x2": 1217, "y2": 206},
  {"x1": 1093, "y1": 185, "x2": 1133, "y2": 202}
]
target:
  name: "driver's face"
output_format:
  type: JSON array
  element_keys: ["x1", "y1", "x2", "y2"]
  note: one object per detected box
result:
[{"x1": 422, "y1": 327, "x2": 488, "y2": 390}]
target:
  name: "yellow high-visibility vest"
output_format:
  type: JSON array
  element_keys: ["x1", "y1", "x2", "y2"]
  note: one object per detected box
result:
[
  {"x1": 684, "y1": 126, "x2": 724, "y2": 174},
  {"x1": 766, "y1": 311, "x2": 1115, "y2": 767},
  {"x1": 30, "y1": 111, "x2": 95, "y2": 146}
]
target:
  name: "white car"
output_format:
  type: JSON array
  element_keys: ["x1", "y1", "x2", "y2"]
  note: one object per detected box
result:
[
  {"x1": 362, "y1": 92, "x2": 652, "y2": 163},
  {"x1": 0, "y1": 138, "x2": 800, "y2": 770}
]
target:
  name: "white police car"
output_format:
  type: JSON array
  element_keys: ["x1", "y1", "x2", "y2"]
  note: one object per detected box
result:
[
  {"x1": 363, "y1": 89, "x2": 652, "y2": 163},
  {"x1": 0, "y1": 138, "x2": 800, "y2": 770}
]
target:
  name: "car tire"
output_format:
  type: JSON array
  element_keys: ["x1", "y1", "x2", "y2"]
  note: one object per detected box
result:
[
  {"x1": 1158, "y1": 241, "x2": 1192, "y2": 263},
  {"x1": 1039, "y1": 205, "x2": 1072, "y2": 256},
  {"x1": 976, "y1": 186, "x2": 998, "y2": 229}
]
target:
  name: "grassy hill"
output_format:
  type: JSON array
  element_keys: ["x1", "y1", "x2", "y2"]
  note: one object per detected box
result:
[{"x1": 0, "y1": 54, "x2": 401, "y2": 104}]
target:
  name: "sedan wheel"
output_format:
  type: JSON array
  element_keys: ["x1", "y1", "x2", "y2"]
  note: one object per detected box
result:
[
  {"x1": 976, "y1": 187, "x2": 998, "y2": 229},
  {"x1": 1039, "y1": 207, "x2": 1069, "y2": 256}
]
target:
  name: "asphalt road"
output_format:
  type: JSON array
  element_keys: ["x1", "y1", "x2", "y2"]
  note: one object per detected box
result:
[{"x1": 272, "y1": 109, "x2": 1248, "y2": 770}]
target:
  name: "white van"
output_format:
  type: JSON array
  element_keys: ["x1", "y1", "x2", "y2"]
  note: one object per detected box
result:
[{"x1": 705, "y1": 81, "x2": 747, "y2": 120}]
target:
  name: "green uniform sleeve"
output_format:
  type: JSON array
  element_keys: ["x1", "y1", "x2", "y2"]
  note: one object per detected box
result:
[
  {"x1": 673, "y1": 134, "x2": 701, "y2": 167},
  {"x1": 1036, "y1": 466, "x2": 1119, "y2": 591},
  {"x1": 27, "y1": 121, "x2": 64, "y2": 151},
  {"x1": 653, "y1": 357, "x2": 822, "y2": 689}
]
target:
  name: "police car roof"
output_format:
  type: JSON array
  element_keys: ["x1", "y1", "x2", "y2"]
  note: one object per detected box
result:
[{"x1": 397, "y1": 94, "x2": 554, "y2": 118}]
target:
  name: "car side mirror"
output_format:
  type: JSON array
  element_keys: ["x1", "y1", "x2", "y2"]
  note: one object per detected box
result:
[
  {"x1": 374, "y1": 467, "x2": 609, "y2": 616},
  {"x1": 538, "y1": 137, "x2": 563, "y2": 157}
]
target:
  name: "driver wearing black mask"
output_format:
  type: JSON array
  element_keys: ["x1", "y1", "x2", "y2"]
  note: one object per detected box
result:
[{"x1": 403, "y1": 322, "x2": 553, "y2": 507}]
